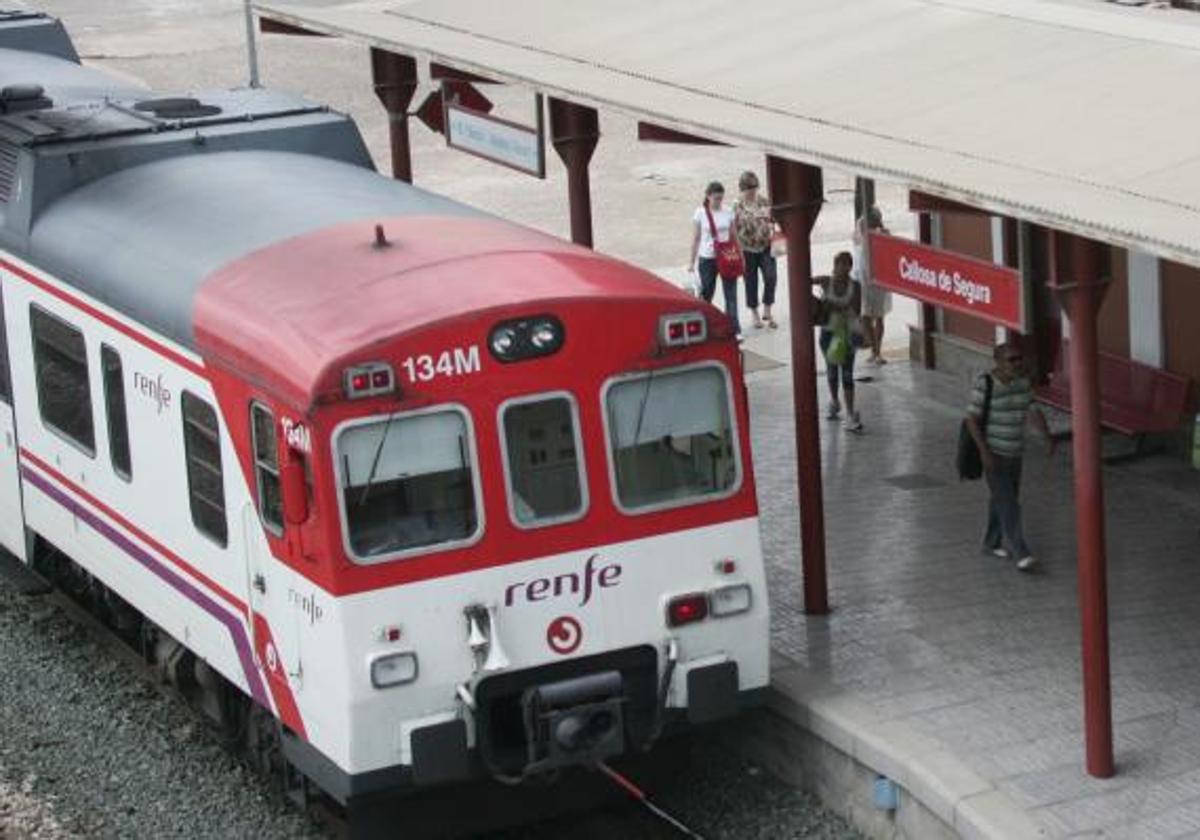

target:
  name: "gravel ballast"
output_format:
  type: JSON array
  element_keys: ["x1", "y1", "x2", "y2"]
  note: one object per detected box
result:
[{"x1": 0, "y1": 577, "x2": 322, "y2": 840}]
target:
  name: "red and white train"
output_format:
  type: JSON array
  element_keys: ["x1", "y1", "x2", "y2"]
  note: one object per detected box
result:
[{"x1": 0, "y1": 11, "x2": 769, "y2": 809}]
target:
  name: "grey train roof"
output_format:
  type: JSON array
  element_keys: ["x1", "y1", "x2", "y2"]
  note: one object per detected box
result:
[
  {"x1": 0, "y1": 11, "x2": 79, "y2": 63},
  {"x1": 0, "y1": 47, "x2": 143, "y2": 103},
  {"x1": 0, "y1": 20, "x2": 482, "y2": 352},
  {"x1": 27, "y1": 150, "x2": 483, "y2": 349}
]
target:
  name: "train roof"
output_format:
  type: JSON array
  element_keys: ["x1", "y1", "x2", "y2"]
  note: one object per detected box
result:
[
  {"x1": 27, "y1": 150, "x2": 480, "y2": 349},
  {"x1": 193, "y1": 213, "x2": 690, "y2": 408},
  {"x1": 0, "y1": 11, "x2": 79, "y2": 62}
]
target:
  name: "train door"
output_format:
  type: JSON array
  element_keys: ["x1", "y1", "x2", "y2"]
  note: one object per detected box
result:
[
  {"x1": 243, "y1": 402, "x2": 302, "y2": 694},
  {"x1": 0, "y1": 283, "x2": 26, "y2": 561}
]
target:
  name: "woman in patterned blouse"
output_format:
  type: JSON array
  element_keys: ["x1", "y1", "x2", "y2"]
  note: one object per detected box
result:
[{"x1": 733, "y1": 171, "x2": 778, "y2": 329}]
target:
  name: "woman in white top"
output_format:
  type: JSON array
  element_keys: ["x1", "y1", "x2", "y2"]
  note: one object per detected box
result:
[
  {"x1": 853, "y1": 206, "x2": 892, "y2": 364},
  {"x1": 687, "y1": 181, "x2": 740, "y2": 335}
]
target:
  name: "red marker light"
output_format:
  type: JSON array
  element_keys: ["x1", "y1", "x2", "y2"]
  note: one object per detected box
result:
[
  {"x1": 668, "y1": 321, "x2": 685, "y2": 341},
  {"x1": 667, "y1": 593, "x2": 709, "y2": 627},
  {"x1": 386, "y1": 627, "x2": 401, "y2": 643},
  {"x1": 686, "y1": 319, "x2": 704, "y2": 338},
  {"x1": 717, "y1": 559, "x2": 737, "y2": 575},
  {"x1": 351, "y1": 373, "x2": 370, "y2": 392},
  {"x1": 371, "y1": 370, "x2": 391, "y2": 389}
]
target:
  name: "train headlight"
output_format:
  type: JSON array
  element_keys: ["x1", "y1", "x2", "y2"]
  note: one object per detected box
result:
[
  {"x1": 488, "y1": 315, "x2": 565, "y2": 363},
  {"x1": 710, "y1": 583, "x2": 752, "y2": 617},
  {"x1": 370, "y1": 652, "x2": 419, "y2": 688},
  {"x1": 490, "y1": 327, "x2": 517, "y2": 356},
  {"x1": 530, "y1": 322, "x2": 559, "y2": 350}
]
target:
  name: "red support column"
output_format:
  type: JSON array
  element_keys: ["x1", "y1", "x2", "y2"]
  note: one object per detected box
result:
[
  {"x1": 1052, "y1": 232, "x2": 1115, "y2": 779},
  {"x1": 370, "y1": 49, "x2": 418, "y2": 183},
  {"x1": 918, "y1": 213, "x2": 938, "y2": 370},
  {"x1": 766, "y1": 156, "x2": 828, "y2": 615},
  {"x1": 549, "y1": 99, "x2": 600, "y2": 248}
]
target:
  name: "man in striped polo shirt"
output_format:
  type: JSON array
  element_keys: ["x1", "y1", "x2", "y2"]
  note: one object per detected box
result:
[{"x1": 965, "y1": 343, "x2": 1055, "y2": 572}]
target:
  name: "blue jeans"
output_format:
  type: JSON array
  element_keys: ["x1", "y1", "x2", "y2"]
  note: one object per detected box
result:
[
  {"x1": 698, "y1": 257, "x2": 741, "y2": 335},
  {"x1": 743, "y1": 249, "x2": 777, "y2": 309},
  {"x1": 819, "y1": 330, "x2": 856, "y2": 391},
  {"x1": 984, "y1": 455, "x2": 1031, "y2": 558}
]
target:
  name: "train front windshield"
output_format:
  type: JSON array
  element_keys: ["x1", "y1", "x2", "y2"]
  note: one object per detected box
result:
[
  {"x1": 336, "y1": 408, "x2": 480, "y2": 561},
  {"x1": 606, "y1": 365, "x2": 739, "y2": 511}
]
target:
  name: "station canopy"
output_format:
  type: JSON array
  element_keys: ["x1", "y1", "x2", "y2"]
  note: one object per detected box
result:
[{"x1": 256, "y1": 0, "x2": 1200, "y2": 267}]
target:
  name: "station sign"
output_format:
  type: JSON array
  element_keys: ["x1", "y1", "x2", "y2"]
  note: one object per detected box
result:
[
  {"x1": 868, "y1": 232, "x2": 1026, "y2": 332},
  {"x1": 444, "y1": 90, "x2": 546, "y2": 179}
]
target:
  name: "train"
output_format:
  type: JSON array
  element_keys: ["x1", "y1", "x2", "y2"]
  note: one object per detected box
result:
[{"x1": 0, "y1": 8, "x2": 770, "y2": 821}]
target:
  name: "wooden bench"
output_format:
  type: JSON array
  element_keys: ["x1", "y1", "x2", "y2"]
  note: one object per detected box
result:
[{"x1": 1036, "y1": 343, "x2": 1192, "y2": 455}]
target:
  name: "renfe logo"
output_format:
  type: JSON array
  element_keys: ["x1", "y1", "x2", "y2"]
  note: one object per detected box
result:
[
  {"x1": 546, "y1": 616, "x2": 582, "y2": 655},
  {"x1": 505, "y1": 553, "x2": 622, "y2": 608},
  {"x1": 133, "y1": 371, "x2": 171, "y2": 414}
]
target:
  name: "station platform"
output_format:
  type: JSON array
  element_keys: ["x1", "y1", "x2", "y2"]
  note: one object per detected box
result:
[{"x1": 735, "y1": 323, "x2": 1200, "y2": 837}]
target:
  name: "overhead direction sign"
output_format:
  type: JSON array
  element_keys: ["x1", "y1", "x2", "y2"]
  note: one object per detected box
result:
[
  {"x1": 444, "y1": 90, "x2": 545, "y2": 179},
  {"x1": 869, "y1": 232, "x2": 1026, "y2": 332}
]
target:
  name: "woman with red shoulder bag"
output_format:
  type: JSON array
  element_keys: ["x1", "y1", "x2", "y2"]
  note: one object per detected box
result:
[{"x1": 687, "y1": 181, "x2": 742, "y2": 336}]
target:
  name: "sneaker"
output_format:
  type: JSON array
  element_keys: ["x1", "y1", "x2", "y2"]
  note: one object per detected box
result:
[
  {"x1": 825, "y1": 402, "x2": 841, "y2": 421},
  {"x1": 988, "y1": 548, "x2": 1008, "y2": 559},
  {"x1": 843, "y1": 413, "x2": 863, "y2": 433},
  {"x1": 1016, "y1": 556, "x2": 1037, "y2": 572}
]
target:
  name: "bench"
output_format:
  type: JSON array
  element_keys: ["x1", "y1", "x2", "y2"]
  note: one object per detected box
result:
[{"x1": 1035, "y1": 342, "x2": 1192, "y2": 455}]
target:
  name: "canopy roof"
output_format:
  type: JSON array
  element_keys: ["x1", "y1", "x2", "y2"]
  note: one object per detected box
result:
[{"x1": 256, "y1": 0, "x2": 1200, "y2": 267}]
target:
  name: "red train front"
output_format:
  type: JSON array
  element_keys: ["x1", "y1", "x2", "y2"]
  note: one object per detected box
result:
[{"x1": 193, "y1": 212, "x2": 771, "y2": 793}]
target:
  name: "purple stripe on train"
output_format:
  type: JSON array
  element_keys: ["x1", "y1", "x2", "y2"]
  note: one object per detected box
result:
[{"x1": 21, "y1": 466, "x2": 271, "y2": 709}]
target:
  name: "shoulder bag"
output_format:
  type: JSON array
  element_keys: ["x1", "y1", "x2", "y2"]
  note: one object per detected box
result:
[
  {"x1": 955, "y1": 374, "x2": 993, "y2": 481},
  {"x1": 706, "y1": 205, "x2": 744, "y2": 281}
]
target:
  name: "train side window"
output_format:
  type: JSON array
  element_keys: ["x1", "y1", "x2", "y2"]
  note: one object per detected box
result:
[
  {"x1": 604, "y1": 364, "x2": 741, "y2": 513},
  {"x1": 335, "y1": 407, "x2": 482, "y2": 562},
  {"x1": 30, "y1": 305, "x2": 95, "y2": 454},
  {"x1": 250, "y1": 403, "x2": 283, "y2": 535},
  {"x1": 181, "y1": 392, "x2": 227, "y2": 547},
  {"x1": 500, "y1": 394, "x2": 587, "y2": 528},
  {"x1": 100, "y1": 345, "x2": 132, "y2": 480}
]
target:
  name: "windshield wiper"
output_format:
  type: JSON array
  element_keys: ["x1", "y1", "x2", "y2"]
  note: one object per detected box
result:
[{"x1": 356, "y1": 411, "x2": 398, "y2": 509}]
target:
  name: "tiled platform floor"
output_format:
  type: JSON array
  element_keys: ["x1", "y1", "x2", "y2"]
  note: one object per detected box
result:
[{"x1": 745, "y1": 353, "x2": 1200, "y2": 839}]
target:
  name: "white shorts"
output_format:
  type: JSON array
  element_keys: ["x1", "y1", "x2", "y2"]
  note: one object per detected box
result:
[{"x1": 862, "y1": 284, "x2": 893, "y2": 318}]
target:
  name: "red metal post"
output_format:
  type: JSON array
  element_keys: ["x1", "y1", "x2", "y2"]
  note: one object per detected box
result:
[
  {"x1": 917, "y1": 213, "x2": 938, "y2": 369},
  {"x1": 766, "y1": 156, "x2": 828, "y2": 615},
  {"x1": 549, "y1": 99, "x2": 600, "y2": 248},
  {"x1": 370, "y1": 49, "x2": 419, "y2": 183},
  {"x1": 1052, "y1": 232, "x2": 1115, "y2": 778}
]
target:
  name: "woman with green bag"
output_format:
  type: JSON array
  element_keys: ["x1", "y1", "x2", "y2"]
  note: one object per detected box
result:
[{"x1": 816, "y1": 251, "x2": 864, "y2": 433}]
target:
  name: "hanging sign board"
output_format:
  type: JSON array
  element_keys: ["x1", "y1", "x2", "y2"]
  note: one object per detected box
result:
[
  {"x1": 869, "y1": 232, "x2": 1026, "y2": 332},
  {"x1": 444, "y1": 90, "x2": 545, "y2": 179}
]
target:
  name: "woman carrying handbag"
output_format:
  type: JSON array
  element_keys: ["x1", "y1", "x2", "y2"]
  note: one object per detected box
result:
[
  {"x1": 687, "y1": 181, "x2": 743, "y2": 336},
  {"x1": 814, "y1": 251, "x2": 865, "y2": 433}
]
